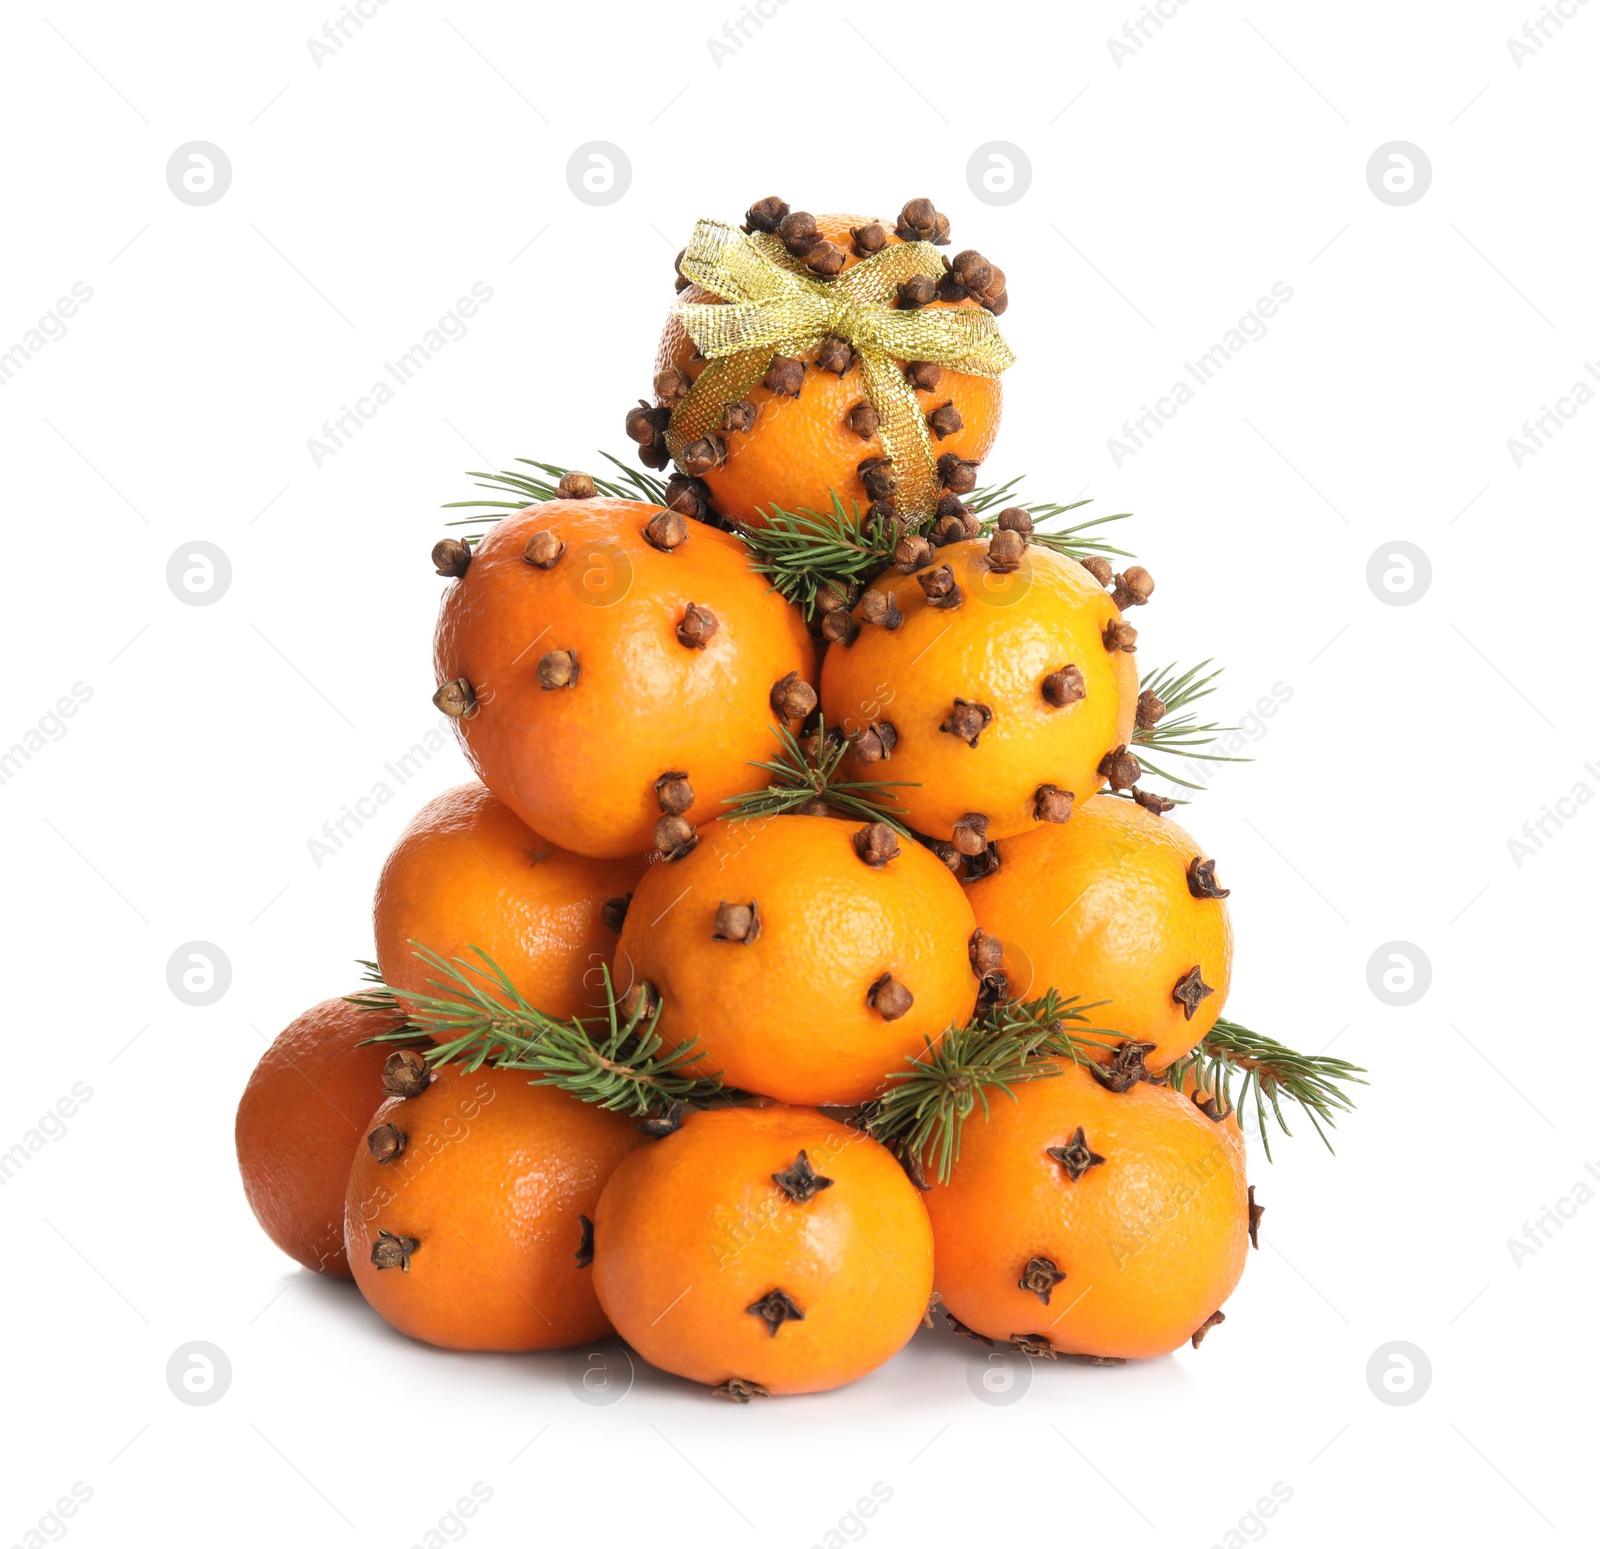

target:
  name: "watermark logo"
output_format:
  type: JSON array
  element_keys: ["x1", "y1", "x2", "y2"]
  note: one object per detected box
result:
[
  {"x1": 966, "y1": 142, "x2": 1032, "y2": 206},
  {"x1": 167, "y1": 942, "x2": 232, "y2": 1006},
  {"x1": 166, "y1": 142, "x2": 232, "y2": 206},
  {"x1": 1366, "y1": 142, "x2": 1431, "y2": 206},
  {"x1": 566, "y1": 1346, "x2": 634, "y2": 1405},
  {"x1": 1365, "y1": 941, "x2": 1430, "y2": 1006},
  {"x1": 166, "y1": 1341, "x2": 232, "y2": 1406},
  {"x1": 1365, "y1": 542, "x2": 1430, "y2": 606},
  {"x1": 965, "y1": 1347, "x2": 1032, "y2": 1405},
  {"x1": 1365, "y1": 1341, "x2": 1431, "y2": 1406},
  {"x1": 166, "y1": 541, "x2": 232, "y2": 606},
  {"x1": 566, "y1": 143, "x2": 631, "y2": 207}
]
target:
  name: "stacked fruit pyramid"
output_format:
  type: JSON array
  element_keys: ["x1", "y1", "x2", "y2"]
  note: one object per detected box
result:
[{"x1": 236, "y1": 195, "x2": 1364, "y2": 1398}]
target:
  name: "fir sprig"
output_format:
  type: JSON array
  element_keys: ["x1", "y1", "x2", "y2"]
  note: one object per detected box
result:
[
  {"x1": 347, "y1": 944, "x2": 732, "y2": 1115},
  {"x1": 441, "y1": 453, "x2": 669, "y2": 533},
  {"x1": 968, "y1": 476, "x2": 1136, "y2": 563},
  {"x1": 1131, "y1": 659, "x2": 1251, "y2": 789},
  {"x1": 722, "y1": 718, "x2": 918, "y2": 831},
  {"x1": 1168, "y1": 1020, "x2": 1367, "y2": 1162},
  {"x1": 740, "y1": 494, "x2": 899, "y2": 618},
  {"x1": 870, "y1": 992, "x2": 1122, "y2": 1184}
]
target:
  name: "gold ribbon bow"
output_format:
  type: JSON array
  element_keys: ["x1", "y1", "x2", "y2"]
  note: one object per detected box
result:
[{"x1": 668, "y1": 219, "x2": 1016, "y2": 521}]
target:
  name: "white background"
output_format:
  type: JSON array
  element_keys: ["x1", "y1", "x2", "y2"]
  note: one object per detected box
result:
[{"x1": 3, "y1": 2, "x2": 1597, "y2": 1546}]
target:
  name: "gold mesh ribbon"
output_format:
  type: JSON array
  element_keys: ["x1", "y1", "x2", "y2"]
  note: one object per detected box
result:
[{"x1": 668, "y1": 220, "x2": 1016, "y2": 521}]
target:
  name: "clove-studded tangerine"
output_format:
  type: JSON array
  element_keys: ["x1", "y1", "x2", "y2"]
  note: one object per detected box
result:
[
  {"x1": 648, "y1": 202, "x2": 1008, "y2": 528},
  {"x1": 965, "y1": 794, "x2": 1233, "y2": 1071},
  {"x1": 924, "y1": 1059, "x2": 1249, "y2": 1359},
  {"x1": 373, "y1": 781, "x2": 644, "y2": 1022},
  {"x1": 345, "y1": 1063, "x2": 645, "y2": 1352},
  {"x1": 591, "y1": 1107, "x2": 934, "y2": 1395},
  {"x1": 235, "y1": 996, "x2": 406, "y2": 1277},
  {"x1": 612, "y1": 814, "x2": 980, "y2": 1105},
  {"x1": 820, "y1": 538, "x2": 1139, "y2": 846},
  {"x1": 432, "y1": 497, "x2": 813, "y2": 858}
]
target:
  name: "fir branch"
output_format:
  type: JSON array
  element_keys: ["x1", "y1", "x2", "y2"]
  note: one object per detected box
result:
[
  {"x1": 968, "y1": 477, "x2": 1135, "y2": 562},
  {"x1": 870, "y1": 992, "x2": 1121, "y2": 1184},
  {"x1": 740, "y1": 494, "x2": 899, "y2": 618},
  {"x1": 1131, "y1": 659, "x2": 1251, "y2": 789},
  {"x1": 346, "y1": 944, "x2": 732, "y2": 1116},
  {"x1": 1167, "y1": 1019, "x2": 1366, "y2": 1162},
  {"x1": 441, "y1": 452, "x2": 669, "y2": 533},
  {"x1": 723, "y1": 718, "x2": 919, "y2": 831}
]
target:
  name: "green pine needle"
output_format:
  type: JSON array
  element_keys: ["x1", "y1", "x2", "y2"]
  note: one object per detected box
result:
[
  {"x1": 741, "y1": 493, "x2": 899, "y2": 618},
  {"x1": 968, "y1": 476, "x2": 1136, "y2": 563},
  {"x1": 346, "y1": 943, "x2": 733, "y2": 1116},
  {"x1": 441, "y1": 453, "x2": 669, "y2": 535},
  {"x1": 870, "y1": 992, "x2": 1123, "y2": 1184},
  {"x1": 722, "y1": 717, "x2": 919, "y2": 832},
  {"x1": 1167, "y1": 1020, "x2": 1367, "y2": 1162},
  {"x1": 1131, "y1": 659, "x2": 1251, "y2": 790}
]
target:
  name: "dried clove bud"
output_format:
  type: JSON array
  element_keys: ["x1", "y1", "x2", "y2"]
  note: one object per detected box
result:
[
  {"x1": 653, "y1": 814, "x2": 698, "y2": 861},
  {"x1": 662, "y1": 474, "x2": 711, "y2": 522},
  {"x1": 815, "y1": 579, "x2": 858, "y2": 614},
  {"x1": 600, "y1": 895, "x2": 631, "y2": 933},
  {"x1": 1034, "y1": 784, "x2": 1074, "y2": 823},
  {"x1": 432, "y1": 538, "x2": 472, "y2": 577},
  {"x1": 1172, "y1": 964, "x2": 1215, "y2": 1020},
  {"x1": 712, "y1": 900, "x2": 761, "y2": 944},
  {"x1": 844, "y1": 401, "x2": 880, "y2": 441},
  {"x1": 653, "y1": 366, "x2": 691, "y2": 404},
  {"x1": 906, "y1": 361, "x2": 943, "y2": 392},
  {"x1": 867, "y1": 973, "x2": 914, "y2": 1021},
  {"x1": 894, "y1": 534, "x2": 936, "y2": 572},
  {"x1": 1186, "y1": 856, "x2": 1230, "y2": 900},
  {"x1": 777, "y1": 209, "x2": 818, "y2": 254},
  {"x1": 1111, "y1": 565, "x2": 1155, "y2": 609},
  {"x1": 381, "y1": 1048, "x2": 430, "y2": 1098},
  {"x1": 951, "y1": 812, "x2": 989, "y2": 856},
  {"x1": 371, "y1": 1230, "x2": 419, "y2": 1272},
  {"x1": 523, "y1": 529, "x2": 566, "y2": 569},
  {"x1": 367, "y1": 1122, "x2": 406, "y2": 1164},
  {"x1": 673, "y1": 249, "x2": 691, "y2": 293},
  {"x1": 996, "y1": 506, "x2": 1034, "y2": 535},
  {"x1": 945, "y1": 1310, "x2": 994, "y2": 1346},
  {"x1": 1041, "y1": 665, "x2": 1084, "y2": 708},
  {"x1": 937, "y1": 452, "x2": 979, "y2": 493},
  {"x1": 643, "y1": 509, "x2": 690, "y2": 551},
  {"x1": 557, "y1": 472, "x2": 597, "y2": 501},
  {"x1": 1131, "y1": 786, "x2": 1175, "y2": 816},
  {"x1": 1135, "y1": 689, "x2": 1166, "y2": 729},
  {"x1": 763, "y1": 354, "x2": 805, "y2": 397},
  {"x1": 1248, "y1": 1186, "x2": 1264, "y2": 1249},
  {"x1": 654, "y1": 770, "x2": 694, "y2": 815},
  {"x1": 772, "y1": 1151, "x2": 833, "y2": 1202},
  {"x1": 432, "y1": 677, "x2": 476, "y2": 718},
  {"x1": 950, "y1": 249, "x2": 994, "y2": 296},
  {"x1": 1012, "y1": 1334, "x2": 1057, "y2": 1359},
  {"x1": 679, "y1": 436, "x2": 725, "y2": 478},
  {"x1": 625, "y1": 399, "x2": 670, "y2": 445},
  {"x1": 857, "y1": 457, "x2": 897, "y2": 501},
  {"x1": 1018, "y1": 1256, "x2": 1067, "y2": 1305},
  {"x1": 1091, "y1": 1040, "x2": 1157, "y2": 1093},
  {"x1": 931, "y1": 211, "x2": 951, "y2": 245},
  {"x1": 856, "y1": 588, "x2": 903, "y2": 630},
  {"x1": 1193, "y1": 1089, "x2": 1233, "y2": 1123},
  {"x1": 940, "y1": 698, "x2": 992, "y2": 748},
  {"x1": 619, "y1": 981, "x2": 660, "y2": 1023},
  {"x1": 927, "y1": 400, "x2": 964, "y2": 440},
  {"x1": 820, "y1": 610, "x2": 860, "y2": 647},
  {"x1": 815, "y1": 335, "x2": 854, "y2": 376},
  {"x1": 896, "y1": 197, "x2": 939, "y2": 242},
  {"x1": 720, "y1": 399, "x2": 758, "y2": 435},
  {"x1": 1102, "y1": 618, "x2": 1139, "y2": 653},
  {"x1": 1046, "y1": 1126, "x2": 1106, "y2": 1181},
  {"x1": 853, "y1": 822, "x2": 901, "y2": 867},
  {"x1": 637, "y1": 440, "x2": 671, "y2": 471},
  {"x1": 746, "y1": 1287, "x2": 805, "y2": 1336},
  {"x1": 917, "y1": 565, "x2": 962, "y2": 609},
  {"x1": 712, "y1": 1377, "x2": 771, "y2": 1403},
  {"x1": 537, "y1": 650, "x2": 579, "y2": 690},
  {"x1": 987, "y1": 529, "x2": 1026, "y2": 573},
  {"x1": 805, "y1": 240, "x2": 846, "y2": 277},
  {"x1": 962, "y1": 841, "x2": 1002, "y2": 882},
  {"x1": 676, "y1": 602, "x2": 718, "y2": 649},
  {"x1": 851, "y1": 221, "x2": 888, "y2": 256},
  {"x1": 1098, "y1": 744, "x2": 1141, "y2": 789},
  {"x1": 636, "y1": 1096, "x2": 681, "y2": 1136},
  {"x1": 897, "y1": 274, "x2": 937, "y2": 309},
  {"x1": 769, "y1": 671, "x2": 818, "y2": 721},
  {"x1": 852, "y1": 720, "x2": 897, "y2": 762},
  {"x1": 1191, "y1": 1311, "x2": 1226, "y2": 1349},
  {"x1": 575, "y1": 1213, "x2": 594, "y2": 1268},
  {"x1": 1080, "y1": 555, "x2": 1114, "y2": 587},
  {"x1": 744, "y1": 196, "x2": 789, "y2": 234}
]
